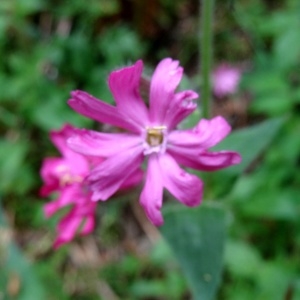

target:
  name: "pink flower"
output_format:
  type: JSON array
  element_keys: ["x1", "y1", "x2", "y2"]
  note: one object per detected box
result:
[
  {"x1": 67, "y1": 58, "x2": 241, "y2": 226},
  {"x1": 212, "y1": 64, "x2": 241, "y2": 98},
  {"x1": 40, "y1": 124, "x2": 97, "y2": 248},
  {"x1": 40, "y1": 124, "x2": 143, "y2": 248}
]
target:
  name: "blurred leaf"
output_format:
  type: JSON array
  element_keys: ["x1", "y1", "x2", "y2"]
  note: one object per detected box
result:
[
  {"x1": 256, "y1": 262, "x2": 294, "y2": 300},
  {"x1": 15, "y1": 0, "x2": 45, "y2": 15},
  {"x1": 0, "y1": 138, "x2": 29, "y2": 193},
  {"x1": 214, "y1": 117, "x2": 286, "y2": 175},
  {"x1": 251, "y1": 92, "x2": 293, "y2": 116},
  {"x1": 274, "y1": 23, "x2": 300, "y2": 70},
  {"x1": 232, "y1": 182, "x2": 299, "y2": 220},
  {"x1": 225, "y1": 239, "x2": 262, "y2": 278},
  {"x1": 0, "y1": 202, "x2": 46, "y2": 299},
  {"x1": 161, "y1": 203, "x2": 226, "y2": 300},
  {"x1": 243, "y1": 70, "x2": 292, "y2": 116},
  {"x1": 97, "y1": 26, "x2": 146, "y2": 64},
  {"x1": 244, "y1": 71, "x2": 288, "y2": 95},
  {"x1": 131, "y1": 271, "x2": 187, "y2": 300}
]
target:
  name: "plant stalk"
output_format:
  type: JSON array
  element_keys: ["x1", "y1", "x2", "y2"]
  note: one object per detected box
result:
[{"x1": 200, "y1": 0, "x2": 215, "y2": 119}]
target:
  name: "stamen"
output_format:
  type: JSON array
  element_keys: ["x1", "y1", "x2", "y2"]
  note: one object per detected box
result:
[
  {"x1": 59, "y1": 174, "x2": 83, "y2": 187},
  {"x1": 146, "y1": 126, "x2": 166, "y2": 147}
]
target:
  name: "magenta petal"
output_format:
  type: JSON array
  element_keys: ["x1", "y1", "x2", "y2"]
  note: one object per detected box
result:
[
  {"x1": 52, "y1": 198, "x2": 96, "y2": 249},
  {"x1": 68, "y1": 90, "x2": 140, "y2": 133},
  {"x1": 80, "y1": 216, "x2": 95, "y2": 235},
  {"x1": 67, "y1": 129, "x2": 141, "y2": 158},
  {"x1": 140, "y1": 155, "x2": 164, "y2": 226},
  {"x1": 149, "y1": 58, "x2": 183, "y2": 123},
  {"x1": 159, "y1": 154, "x2": 203, "y2": 207},
  {"x1": 169, "y1": 149, "x2": 242, "y2": 171},
  {"x1": 39, "y1": 158, "x2": 62, "y2": 196},
  {"x1": 164, "y1": 90, "x2": 198, "y2": 129},
  {"x1": 108, "y1": 60, "x2": 149, "y2": 127},
  {"x1": 50, "y1": 124, "x2": 76, "y2": 156},
  {"x1": 193, "y1": 116, "x2": 232, "y2": 148},
  {"x1": 168, "y1": 116, "x2": 231, "y2": 150},
  {"x1": 194, "y1": 151, "x2": 242, "y2": 170},
  {"x1": 120, "y1": 168, "x2": 144, "y2": 190},
  {"x1": 53, "y1": 211, "x2": 81, "y2": 249},
  {"x1": 43, "y1": 185, "x2": 79, "y2": 218},
  {"x1": 49, "y1": 125, "x2": 89, "y2": 175},
  {"x1": 88, "y1": 146, "x2": 143, "y2": 201}
]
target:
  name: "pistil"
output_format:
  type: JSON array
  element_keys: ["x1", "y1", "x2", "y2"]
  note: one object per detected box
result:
[{"x1": 144, "y1": 126, "x2": 167, "y2": 155}]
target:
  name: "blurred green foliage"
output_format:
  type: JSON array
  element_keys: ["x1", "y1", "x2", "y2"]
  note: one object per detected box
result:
[{"x1": 0, "y1": 0, "x2": 300, "y2": 299}]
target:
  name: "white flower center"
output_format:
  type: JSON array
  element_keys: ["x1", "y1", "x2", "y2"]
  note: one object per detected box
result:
[
  {"x1": 59, "y1": 173, "x2": 83, "y2": 187},
  {"x1": 56, "y1": 165, "x2": 83, "y2": 187},
  {"x1": 143, "y1": 126, "x2": 167, "y2": 155}
]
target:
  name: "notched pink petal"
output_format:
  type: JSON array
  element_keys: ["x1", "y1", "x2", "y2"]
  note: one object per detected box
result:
[
  {"x1": 88, "y1": 146, "x2": 143, "y2": 201},
  {"x1": 108, "y1": 60, "x2": 149, "y2": 128},
  {"x1": 168, "y1": 116, "x2": 231, "y2": 151},
  {"x1": 196, "y1": 151, "x2": 242, "y2": 170},
  {"x1": 140, "y1": 155, "x2": 164, "y2": 226},
  {"x1": 67, "y1": 129, "x2": 141, "y2": 158},
  {"x1": 149, "y1": 58, "x2": 184, "y2": 123},
  {"x1": 68, "y1": 90, "x2": 139, "y2": 133},
  {"x1": 159, "y1": 154, "x2": 203, "y2": 207},
  {"x1": 164, "y1": 90, "x2": 198, "y2": 129},
  {"x1": 193, "y1": 116, "x2": 231, "y2": 148},
  {"x1": 168, "y1": 149, "x2": 241, "y2": 171}
]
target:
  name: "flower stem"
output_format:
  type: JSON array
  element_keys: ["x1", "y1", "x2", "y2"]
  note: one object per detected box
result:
[{"x1": 200, "y1": 0, "x2": 214, "y2": 119}]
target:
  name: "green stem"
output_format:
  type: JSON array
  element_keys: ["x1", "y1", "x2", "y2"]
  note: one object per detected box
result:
[{"x1": 200, "y1": 0, "x2": 214, "y2": 119}]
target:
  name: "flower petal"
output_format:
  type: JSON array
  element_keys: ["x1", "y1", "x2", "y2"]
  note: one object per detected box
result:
[
  {"x1": 88, "y1": 146, "x2": 143, "y2": 201},
  {"x1": 120, "y1": 168, "x2": 144, "y2": 190},
  {"x1": 140, "y1": 155, "x2": 164, "y2": 226},
  {"x1": 50, "y1": 124, "x2": 75, "y2": 155},
  {"x1": 168, "y1": 149, "x2": 242, "y2": 171},
  {"x1": 68, "y1": 90, "x2": 140, "y2": 133},
  {"x1": 149, "y1": 58, "x2": 183, "y2": 123},
  {"x1": 53, "y1": 210, "x2": 82, "y2": 249},
  {"x1": 39, "y1": 157, "x2": 62, "y2": 196},
  {"x1": 51, "y1": 197, "x2": 96, "y2": 248},
  {"x1": 159, "y1": 154, "x2": 203, "y2": 206},
  {"x1": 164, "y1": 90, "x2": 198, "y2": 129},
  {"x1": 108, "y1": 60, "x2": 149, "y2": 128},
  {"x1": 50, "y1": 124, "x2": 89, "y2": 175},
  {"x1": 168, "y1": 116, "x2": 231, "y2": 150},
  {"x1": 213, "y1": 64, "x2": 241, "y2": 98},
  {"x1": 67, "y1": 129, "x2": 142, "y2": 158},
  {"x1": 80, "y1": 216, "x2": 95, "y2": 235},
  {"x1": 43, "y1": 185, "x2": 80, "y2": 217}
]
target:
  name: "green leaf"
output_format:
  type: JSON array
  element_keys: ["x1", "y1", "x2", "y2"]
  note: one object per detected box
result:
[
  {"x1": 0, "y1": 202, "x2": 46, "y2": 300},
  {"x1": 225, "y1": 239, "x2": 262, "y2": 278},
  {"x1": 0, "y1": 139, "x2": 29, "y2": 193},
  {"x1": 274, "y1": 24, "x2": 300, "y2": 70},
  {"x1": 214, "y1": 117, "x2": 286, "y2": 175},
  {"x1": 160, "y1": 203, "x2": 226, "y2": 300}
]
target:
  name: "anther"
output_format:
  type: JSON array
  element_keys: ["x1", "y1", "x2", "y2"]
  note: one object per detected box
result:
[{"x1": 146, "y1": 126, "x2": 166, "y2": 147}]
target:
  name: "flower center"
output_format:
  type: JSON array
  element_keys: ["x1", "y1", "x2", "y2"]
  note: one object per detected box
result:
[
  {"x1": 146, "y1": 127, "x2": 164, "y2": 146},
  {"x1": 144, "y1": 126, "x2": 167, "y2": 155},
  {"x1": 59, "y1": 173, "x2": 83, "y2": 187},
  {"x1": 56, "y1": 165, "x2": 83, "y2": 187}
]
